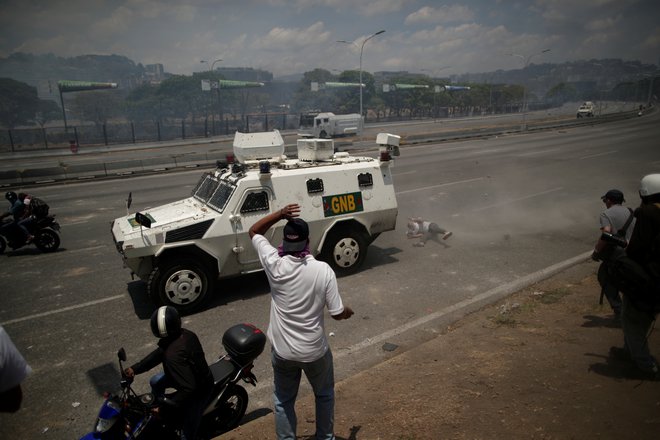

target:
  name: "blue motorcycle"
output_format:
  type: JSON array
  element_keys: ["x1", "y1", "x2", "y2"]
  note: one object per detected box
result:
[{"x1": 80, "y1": 323, "x2": 266, "y2": 439}]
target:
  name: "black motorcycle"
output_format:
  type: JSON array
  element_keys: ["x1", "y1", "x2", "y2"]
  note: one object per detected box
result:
[
  {"x1": 80, "y1": 323, "x2": 266, "y2": 439},
  {"x1": 0, "y1": 215, "x2": 61, "y2": 254}
]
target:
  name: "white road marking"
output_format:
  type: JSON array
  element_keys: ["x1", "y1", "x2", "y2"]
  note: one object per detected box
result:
[
  {"x1": 1, "y1": 294, "x2": 125, "y2": 326},
  {"x1": 392, "y1": 170, "x2": 419, "y2": 176},
  {"x1": 517, "y1": 148, "x2": 562, "y2": 157},
  {"x1": 472, "y1": 186, "x2": 564, "y2": 212},
  {"x1": 579, "y1": 150, "x2": 618, "y2": 160},
  {"x1": 333, "y1": 251, "x2": 592, "y2": 360},
  {"x1": 396, "y1": 177, "x2": 484, "y2": 195}
]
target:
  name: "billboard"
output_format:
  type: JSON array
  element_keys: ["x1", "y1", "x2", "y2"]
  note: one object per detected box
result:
[{"x1": 57, "y1": 80, "x2": 118, "y2": 92}]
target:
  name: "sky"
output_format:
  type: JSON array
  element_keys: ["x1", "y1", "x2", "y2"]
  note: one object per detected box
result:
[{"x1": 1, "y1": 0, "x2": 659, "y2": 78}]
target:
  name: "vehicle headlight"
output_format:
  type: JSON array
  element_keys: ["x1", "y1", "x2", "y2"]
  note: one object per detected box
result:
[{"x1": 94, "y1": 400, "x2": 121, "y2": 433}]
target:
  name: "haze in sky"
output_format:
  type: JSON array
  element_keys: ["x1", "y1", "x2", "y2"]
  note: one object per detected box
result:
[{"x1": 1, "y1": 0, "x2": 658, "y2": 78}]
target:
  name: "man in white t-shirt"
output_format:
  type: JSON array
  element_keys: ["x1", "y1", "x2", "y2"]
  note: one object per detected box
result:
[
  {"x1": 0, "y1": 325, "x2": 32, "y2": 413},
  {"x1": 249, "y1": 203, "x2": 354, "y2": 440}
]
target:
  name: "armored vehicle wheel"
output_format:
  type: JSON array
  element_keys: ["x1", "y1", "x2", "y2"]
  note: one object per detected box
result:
[
  {"x1": 34, "y1": 229, "x2": 60, "y2": 252},
  {"x1": 148, "y1": 259, "x2": 216, "y2": 313},
  {"x1": 321, "y1": 227, "x2": 368, "y2": 276}
]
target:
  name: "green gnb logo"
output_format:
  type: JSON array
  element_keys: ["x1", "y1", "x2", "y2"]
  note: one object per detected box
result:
[{"x1": 322, "y1": 192, "x2": 364, "y2": 217}]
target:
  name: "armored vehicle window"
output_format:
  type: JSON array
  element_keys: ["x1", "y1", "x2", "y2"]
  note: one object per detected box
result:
[
  {"x1": 193, "y1": 174, "x2": 219, "y2": 203},
  {"x1": 306, "y1": 178, "x2": 324, "y2": 193},
  {"x1": 207, "y1": 180, "x2": 235, "y2": 212},
  {"x1": 358, "y1": 173, "x2": 373, "y2": 187},
  {"x1": 240, "y1": 191, "x2": 269, "y2": 213}
]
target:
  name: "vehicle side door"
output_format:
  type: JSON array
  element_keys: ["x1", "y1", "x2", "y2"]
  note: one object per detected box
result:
[{"x1": 230, "y1": 187, "x2": 280, "y2": 271}]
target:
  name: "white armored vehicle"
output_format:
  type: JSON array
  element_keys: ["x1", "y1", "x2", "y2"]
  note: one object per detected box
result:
[
  {"x1": 111, "y1": 130, "x2": 399, "y2": 312},
  {"x1": 300, "y1": 112, "x2": 364, "y2": 139},
  {"x1": 576, "y1": 101, "x2": 595, "y2": 118}
]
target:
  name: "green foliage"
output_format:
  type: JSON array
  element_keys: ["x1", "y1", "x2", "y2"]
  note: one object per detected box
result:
[
  {"x1": 34, "y1": 99, "x2": 62, "y2": 127},
  {"x1": 0, "y1": 77, "x2": 40, "y2": 128},
  {"x1": 545, "y1": 83, "x2": 578, "y2": 105},
  {"x1": 73, "y1": 90, "x2": 125, "y2": 126}
]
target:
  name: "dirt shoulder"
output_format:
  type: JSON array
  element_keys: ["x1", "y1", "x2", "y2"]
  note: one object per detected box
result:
[{"x1": 223, "y1": 260, "x2": 660, "y2": 440}]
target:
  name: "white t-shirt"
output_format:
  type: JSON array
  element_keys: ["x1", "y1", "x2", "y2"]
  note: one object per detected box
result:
[
  {"x1": 0, "y1": 325, "x2": 32, "y2": 393},
  {"x1": 407, "y1": 221, "x2": 430, "y2": 236},
  {"x1": 252, "y1": 234, "x2": 344, "y2": 362}
]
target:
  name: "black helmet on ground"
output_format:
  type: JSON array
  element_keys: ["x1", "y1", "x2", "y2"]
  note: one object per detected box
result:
[
  {"x1": 150, "y1": 306, "x2": 182, "y2": 338},
  {"x1": 5, "y1": 191, "x2": 17, "y2": 202}
]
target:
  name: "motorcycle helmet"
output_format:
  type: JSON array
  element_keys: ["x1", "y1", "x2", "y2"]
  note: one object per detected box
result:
[
  {"x1": 5, "y1": 191, "x2": 17, "y2": 202},
  {"x1": 150, "y1": 306, "x2": 181, "y2": 338},
  {"x1": 639, "y1": 174, "x2": 660, "y2": 198}
]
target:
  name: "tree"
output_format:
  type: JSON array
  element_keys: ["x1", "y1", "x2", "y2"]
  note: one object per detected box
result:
[
  {"x1": 125, "y1": 83, "x2": 163, "y2": 124},
  {"x1": 545, "y1": 83, "x2": 578, "y2": 105},
  {"x1": 34, "y1": 99, "x2": 62, "y2": 127},
  {"x1": 0, "y1": 77, "x2": 40, "y2": 128},
  {"x1": 73, "y1": 90, "x2": 125, "y2": 126},
  {"x1": 292, "y1": 69, "x2": 343, "y2": 113}
]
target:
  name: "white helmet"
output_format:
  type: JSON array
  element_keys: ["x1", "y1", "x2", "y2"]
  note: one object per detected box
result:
[{"x1": 639, "y1": 174, "x2": 660, "y2": 197}]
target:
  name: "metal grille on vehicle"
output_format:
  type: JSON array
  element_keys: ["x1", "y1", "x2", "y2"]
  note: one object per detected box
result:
[{"x1": 165, "y1": 219, "x2": 214, "y2": 243}]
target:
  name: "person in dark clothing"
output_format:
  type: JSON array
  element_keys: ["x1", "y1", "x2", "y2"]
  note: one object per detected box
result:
[
  {"x1": 592, "y1": 189, "x2": 635, "y2": 317},
  {"x1": 614, "y1": 174, "x2": 660, "y2": 379},
  {"x1": 124, "y1": 306, "x2": 213, "y2": 439},
  {"x1": 1, "y1": 191, "x2": 33, "y2": 242}
]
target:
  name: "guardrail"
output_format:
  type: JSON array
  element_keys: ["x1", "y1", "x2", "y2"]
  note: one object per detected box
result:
[{"x1": 0, "y1": 108, "x2": 648, "y2": 188}]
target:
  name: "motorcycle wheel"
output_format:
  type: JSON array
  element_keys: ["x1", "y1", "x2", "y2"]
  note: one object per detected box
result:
[
  {"x1": 34, "y1": 229, "x2": 60, "y2": 252},
  {"x1": 0, "y1": 236, "x2": 6, "y2": 254},
  {"x1": 202, "y1": 384, "x2": 248, "y2": 437}
]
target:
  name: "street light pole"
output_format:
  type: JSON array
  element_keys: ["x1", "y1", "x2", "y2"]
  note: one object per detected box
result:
[
  {"x1": 201, "y1": 58, "x2": 223, "y2": 127},
  {"x1": 338, "y1": 29, "x2": 385, "y2": 117},
  {"x1": 201, "y1": 58, "x2": 223, "y2": 132},
  {"x1": 421, "y1": 67, "x2": 450, "y2": 121},
  {"x1": 506, "y1": 49, "x2": 550, "y2": 130},
  {"x1": 591, "y1": 62, "x2": 605, "y2": 117}
]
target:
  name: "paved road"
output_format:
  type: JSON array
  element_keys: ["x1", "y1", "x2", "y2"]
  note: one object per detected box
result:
[
  {"x1": 0, "y1": 107, "x2": 657, "y2": 439},
  {"x1": 0, "y1": 101, "x2": 641, "y2": 187}
]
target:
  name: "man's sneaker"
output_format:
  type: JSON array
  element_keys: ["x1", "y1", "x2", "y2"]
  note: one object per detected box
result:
[
  {"x1": 609, "y1": 346, "x2": 630, "y2": 361},
  {"x1": 639, "y1": 365, "x2": 660, "y2": 381},
  {"x1": 442, "y1": 231, "x2": 453, "y2": 240}
]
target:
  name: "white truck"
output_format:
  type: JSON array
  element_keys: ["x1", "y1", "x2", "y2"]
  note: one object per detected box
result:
[
  {"x1": 300, "y1": 112, "x2": 364, "y2": 139},
  {"x1": 111, "y1": 130, "x2": 400, "y2": 313},
  {"x1": 576, "y1": 101, "x2": 595, "y2": 118}
]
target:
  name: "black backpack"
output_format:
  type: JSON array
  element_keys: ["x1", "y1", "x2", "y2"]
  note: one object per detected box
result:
[
  {"x1": 30, "y1": 197, "x2": 49, "y2": 218},
  {"x1": 608, "y1": 225, "x2": 660, "y2": 314}
]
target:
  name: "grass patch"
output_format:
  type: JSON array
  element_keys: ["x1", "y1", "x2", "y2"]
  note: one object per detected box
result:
[
  {"x1": 535, "y1": 287, "x2": 571, "y2": 304},
  {"x1": 492, "y1": 314, "x2": 518, "y2": 327}
]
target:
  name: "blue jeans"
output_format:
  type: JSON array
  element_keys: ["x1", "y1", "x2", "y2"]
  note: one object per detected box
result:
[
  {"x1": 150, "y1": 372, "x2": 170, "y2": 397},
  {"x1": 272, "y1": 349, "x2": 335, "y2": 440},
  {"x1": 149, "y1": 372, "x2": 210, "y2": 440},
  {"x1": 621, "y1": 295, "x2": 658, "y2": 373}
]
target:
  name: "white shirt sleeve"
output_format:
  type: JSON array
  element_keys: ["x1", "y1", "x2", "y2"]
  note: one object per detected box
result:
[{"x1": 0, "y1": 326, "x2": 32, "y2": 393}]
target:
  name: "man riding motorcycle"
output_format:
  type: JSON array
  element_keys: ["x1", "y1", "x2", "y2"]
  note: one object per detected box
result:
[
  {"x1": 0, "y1": 192, "x2": 33, "y2": 243},
  {"x1": 124, "y1": 306, "x2": 214, "y2": 439}
]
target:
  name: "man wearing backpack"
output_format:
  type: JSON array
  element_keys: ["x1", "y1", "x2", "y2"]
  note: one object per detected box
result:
[
  {"x1": 592, "y1": 189, "x2": 635, "y2": 318},
  {"x1": 613, "y1": 174, "x2": 660, "y2": 379}
]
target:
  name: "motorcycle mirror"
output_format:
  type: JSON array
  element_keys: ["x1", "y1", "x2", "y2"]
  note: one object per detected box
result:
[
  {"x1": 117, "y1": 348, "x2": 127, "y2": 362},
  {"x1": 126, "y1": 192, "x2": 132, "y2": 210},
  {"x1": 134, "y1": 212, "x2": 152, "y2": 228}
]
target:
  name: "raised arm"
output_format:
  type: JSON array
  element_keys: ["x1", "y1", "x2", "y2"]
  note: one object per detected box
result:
[{"x1": 249, "y1": 203, "x2": 300, "y2": 238}]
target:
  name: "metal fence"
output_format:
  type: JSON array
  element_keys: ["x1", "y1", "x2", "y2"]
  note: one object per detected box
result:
[
  {"x1": 1, "y1": 113, "x2": 298, "y2": 153},
  {"x1": 1, "y1": 104, "x2": 550, "y2": 154}
]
